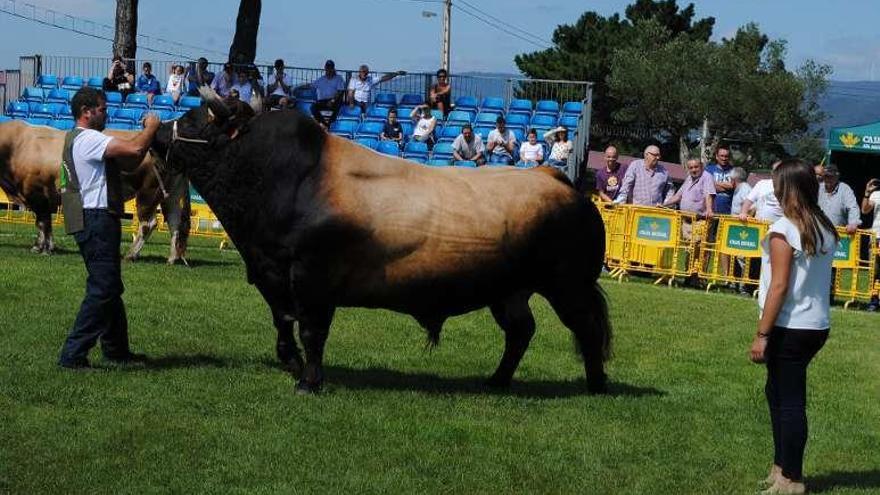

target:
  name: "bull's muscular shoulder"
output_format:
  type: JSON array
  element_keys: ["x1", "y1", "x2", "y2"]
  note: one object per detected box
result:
[{"x1": 530, "y1": 165, "x2": 574, "y2": 188}]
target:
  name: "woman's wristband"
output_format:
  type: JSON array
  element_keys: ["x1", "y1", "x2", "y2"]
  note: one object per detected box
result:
[{"x1": 756, "y1": 330, "x2": 771, "y2": 339}]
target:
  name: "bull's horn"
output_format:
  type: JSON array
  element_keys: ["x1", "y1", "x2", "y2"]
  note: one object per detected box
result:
[
  {"x1": 198, "y1": 85, "x2": 231, "y2": 121},
  {"x1": 249, "y1": 93, "x2": 263, "y2": 115}
]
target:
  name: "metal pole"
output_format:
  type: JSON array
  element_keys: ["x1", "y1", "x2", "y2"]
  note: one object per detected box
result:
[{"x1": 441, "y1": 0, "x2": 451, "y2": 72}]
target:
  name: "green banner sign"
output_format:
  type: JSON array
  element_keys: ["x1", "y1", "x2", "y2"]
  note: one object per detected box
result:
[
  {"x1": 189, "y1": 185, "x2": 206, "y2": 204},
  {"x1": 726, "y1": 225, "x2": 761, "y2": 252},
  {"x1": 635, "y1": 216, "x2": 672, "y2": 242},
  {"x1": 835, "y1": 237, "x2": 852, "y2": 261}
]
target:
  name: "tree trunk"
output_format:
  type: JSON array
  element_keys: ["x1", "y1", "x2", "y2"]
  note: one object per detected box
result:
[
  {"x1": 113, "y1": 0, "x2": 138, "y2": 72},
  {"x1": 678, "y1": 134, "x2": 691, "y2": 167},
  {"x1": 228, "y1": 0, "x2": 262, "y2": 65}
]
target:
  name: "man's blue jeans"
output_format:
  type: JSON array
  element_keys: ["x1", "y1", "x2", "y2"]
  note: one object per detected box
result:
[{"x1": 59, "y1": 209, "x2": 129, "y2": 366}]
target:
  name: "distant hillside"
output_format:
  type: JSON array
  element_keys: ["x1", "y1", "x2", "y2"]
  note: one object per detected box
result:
[{"x1": 819, "y1": 81, "x2": 880, "y2": 132}]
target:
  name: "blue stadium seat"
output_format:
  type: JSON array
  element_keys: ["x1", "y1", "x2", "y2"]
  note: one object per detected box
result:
[
  {"x1": 354, "y1": 121, "x2": 384, "y2": 139},
  {"x1": 329, "y1": 120, "x2": 357, "y2": 138},
  {"x1": 9, "y1": 101, "x2": 30, "y2": 118},
  {"x1": 430, "y1": 109, "x2": 444, "y2": 121},
  {"x1": 505, "y1": 113, "x2": 529, "y2": 128},
  {"x1": 153, "y1": 109, "x2": 174, "y2": 121},
  {"x1": 374, "y1": 93, "x2": 397, "y2": 107},
  {"x1": 399, "y1": 121, "x2": 414, "y2": 138},
  {"x1": 408, "y1": 157, "x2": 427, "y2": 164},
  {"x1": 31, "y1": 103, "x2": 61, "y2": 119},
  {"x1": 295, "y1": 101, "x2": 313, "y2": 115},
  {"x1": 480, "y1": 96, "x2": 505, "y2": 112},
  {"x1": 112, "y1": 108, "x2": 144, "y2": 125},
  {"x1": 454, "y1": 96, "x2": 477, "y2": 110},
  {"x1": 426, "y1": 158, "x2": 452, "y2": 167},
  {"x1": 397, "y1": 106, "x2": 415, "y2": 119},
  {"x1": 45, "y1": 88, "x2": 70, "y2": 104},
  {"x1": 455, "y1": 160, "x2": 477, "y2": 168},
  {"x1": 28, "y1": 102, "x2": 44, "y2": 115},
  {"x1": 431, "y1": 142, "x2": 455, "y2": 161},
  {"x1": 535, "y1": 100, "x2": 560, "y2": 116},
  {"x1": 511, "y1": 128, "x2": 525, "y2": 143},
  {"x1": 377, "y1": 140, "x2": 400, "y2": 156},
  {"x1": 438, "y1": 125, "x2": 461, "y2": 143},
  {"x1": 400, "y1": 93, "x2": 424, "y2": 106},
  {"x1": 25, "y1": 117, "x2": 51, "y2": 126},
  {"x1": 293, "y1": 87, "x2": 317, "y2": 102},
  {"x1": 106, "y1": 122, "x2": 133, "y2": 130},
  {"x1": 530, "y1": 114, "x2": 557, "y2": 127},
  {"x1": 531, "y1": 126, "x2": 552, "y2": 141},
  {"x1": 473, "y1": 125, "x2": 493, "y2": 141},
  {"x1": 124, "y1": 93, "x2": 149, "y2": 109},
  {"x1": 508, "y1": 98, "x2": 532, "y2": 114},
  {"x1": 171, "y1": 111, "x2": 187, "y2": 119},
  {"x1": 61, "y1": 76, "x2": 84, "y2": 91},
  {"x1": 177, "y1": 95, "x2": 202, "y2": 111},
  {"x1": 475, "y1": 112, "x2": 502, "y2": 126},
  {"x1": 23, "y1": 87, "x2": 45, "y2": 103},
  {"x1": 562, "y1": 101, "x2": 583, "y2": 116},
  {"x1": 105, "y1": 91, "x2": 123, "y2": 109},
  {"x1": 51, "y1": 119, "x2": 75, "y2": 130},
  {"x1": 37, "y1": 74, "x2": 58, "y2": 89},
  {"x1": 558, "y1": 115, "x2": 578, "y2": 129},
  {"x1": 57, "y1": 105, "x2": 73, "y2": 118},
  {"x1": 403, "y1": 140, "x2": 429, "y2": 160},
  {"x1": 338, "y1": 105, "x2": 362, "y2": 122},
  {"x1": 86, "y1": 77, "x2": 104, "y2": 89},
  {"x1": 355, "y1": 137, "x2": 379, "y2": 150},
  {"x1": 445, "y1": 110, "x2": 472, "y2": 126},
  {"x1": 151, "y1": 94, "x2": 176, "y2": 111},
  {"x1": 364, "y1": 106, "x2": 389, "y2": 123},
  {"x1": 0, "y1": 115, "x2": 12, "y2": 124}
]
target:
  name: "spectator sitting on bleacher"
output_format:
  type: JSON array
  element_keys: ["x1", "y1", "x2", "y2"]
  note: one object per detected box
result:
[
  {"x1": 429, "y1": 68, "x2": 451, "y2": 117},
  {"x1": 186, "y1": 57, "x2": 215, "y2": 96},
  {"x1": 165, "y1": 64, "x2": 185, "y2": 104},
  {"x1": 596, "y1": 146, "x2": 628, "y2": 202},
  {"x1": 347, "y1": 64, "x2": 406, "y2": 113},
  {"x1": 410, "y1": 104, "x2": 437, "y2": 146},
  {"x1": 452, "y1": 124, "x2": 485, "y2": 165},
  {"x1": 614, "y1": 145, "x2": 669, "y2": 206},
  {"x1": 380, "y1": 109, "x2": 404, "y2": 147},
  {"x1": 543, "y1": 126, "x2": 572, "y2": 167},
  {"x1": 487, "y1": 116, "x2": 517, "y2": 165},
  {"x1": 103, "y1": 56, "x2": 135, "y2": 99},
  {"x1": 211, "y1": 63, "x2": 236, "y2": 98},
  {"x1": 297, "y1": 59, "x2": 346, "y2": 128},
  {"x1": 135, "y1": 62, "x2": 161, "y2": 105},
  {"x1": 267, "y1": 59, "x2": 292, "y2": 109},
  {"x1": 518, "y1": 129, "x2": 544, "y2": 167},
  {"x1": 231, "y1": 66, "x2": 264, "y2": 104}
]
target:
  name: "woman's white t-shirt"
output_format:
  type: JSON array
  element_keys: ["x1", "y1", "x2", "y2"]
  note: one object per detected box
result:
[
  {"x1": 413, "y1": 117, "x2": 435, "y2": 139},
  {"x1": 519, "y1": 142, "x2": 543, "y2": 162},
  {"x1": 759, "y1": 216, "x2": 835, "y2": 330},
  {"x1": 745, "y1": 179, "x2": 783, "y2": 221},
  {"x1": 869, "y1": 191, "x2": 880, "y2": 235}
]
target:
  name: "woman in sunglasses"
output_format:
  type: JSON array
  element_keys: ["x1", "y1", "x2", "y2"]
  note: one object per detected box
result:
[{"x1": 429, "y1": 68, "x2": 451, "y2": 117}]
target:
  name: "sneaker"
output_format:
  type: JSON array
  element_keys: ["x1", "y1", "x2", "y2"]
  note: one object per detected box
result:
[{"x1": 59, "y1": 358, "x2": 94, "y2": 371}]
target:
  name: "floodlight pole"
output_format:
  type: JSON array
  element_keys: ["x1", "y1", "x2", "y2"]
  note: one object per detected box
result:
[{"x1": 441, "y1": 0, "x2": 451, "y2": 72}]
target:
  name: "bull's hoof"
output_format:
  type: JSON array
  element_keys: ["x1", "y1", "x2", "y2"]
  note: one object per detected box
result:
[
  {"x1": 586, "y1": 374, "x2": 608, "y2": 395},
  {"x1": 485, "y1": 374, "x2": 512, "y2": 389},
  {"x1": 295, "y1": 380, "x2": 322, "y2": 395},
  {"x1": 281, "y1": 356, "x2": 304, "y2": 378},
  {"x1": 31, "y1": 245, "x2": 43, "y2": 254}
]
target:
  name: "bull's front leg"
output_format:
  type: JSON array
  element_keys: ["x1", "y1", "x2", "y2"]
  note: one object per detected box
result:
[
  {"x1": 296, "y1": 304, "x2": 335, "y2": 395},
  {"x1": 30, "y1": 209, "x2": 54, "y2": 254},
  {"x1": 125, "y1": 213, "x2": 157, "y2": 261},
  {"x1": 272, "y1": 308, "x2": 303, "y2": 377}
]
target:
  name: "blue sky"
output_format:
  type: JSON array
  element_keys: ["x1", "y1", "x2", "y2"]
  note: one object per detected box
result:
[{"x1": 0, "y1": 0, "x2": 878, "y2": 81}]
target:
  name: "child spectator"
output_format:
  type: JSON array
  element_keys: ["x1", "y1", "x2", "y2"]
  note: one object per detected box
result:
[
  {"x1": 380, "y1": 109, "x2": 404, "y2": 147},
  {"x1": 166, "y1": 65, "x2": 185, "y2": 104},
  {"x1": 518, "y1": 129, "x2": 544, "y2": 167},
  {"x1": 135, "y1": 62, "x2": 161, "y2": 105}
]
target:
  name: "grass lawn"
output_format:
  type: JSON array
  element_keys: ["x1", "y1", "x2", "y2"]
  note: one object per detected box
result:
[{"x1": 1, "y1": 222, "x2": 879, "y2": 494}]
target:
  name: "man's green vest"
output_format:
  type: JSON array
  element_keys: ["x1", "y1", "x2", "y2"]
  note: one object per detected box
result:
[{"x1": 60, "y1": 128, "x2": 124, "y2": 234}]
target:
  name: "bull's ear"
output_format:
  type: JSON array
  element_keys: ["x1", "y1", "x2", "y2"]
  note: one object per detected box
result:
[{"x1": 198, "y1": 85, "x2": 231, "y2": 124}]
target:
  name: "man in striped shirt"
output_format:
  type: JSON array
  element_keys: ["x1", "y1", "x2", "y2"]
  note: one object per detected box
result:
[{"x1": 614, "y1": 145, "x2": 669, "y2": 206}]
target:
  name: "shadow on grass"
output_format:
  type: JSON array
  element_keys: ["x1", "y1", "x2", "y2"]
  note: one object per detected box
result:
[
  {"x1": 810, "y1": 470, "x2": 880, "y2": 493},
  {"x1": 124, "y1": 254, "x2": 237, "y2": 267},
  {"x1": 321, "y1": 365, "x2": 664, "y2": 399},
  {"x1": 138, "y1": 353, "x2": 228, "y2": 369}
]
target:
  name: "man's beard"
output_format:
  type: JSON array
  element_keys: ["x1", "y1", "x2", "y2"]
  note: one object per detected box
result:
[{"x1": 89, "y1": 114, "x2": 106, "y2": 131}]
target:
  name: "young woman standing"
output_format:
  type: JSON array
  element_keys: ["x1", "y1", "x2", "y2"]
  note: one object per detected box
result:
[{"x1": 750, "y1": 159, "x2": 838, "y2": 495}]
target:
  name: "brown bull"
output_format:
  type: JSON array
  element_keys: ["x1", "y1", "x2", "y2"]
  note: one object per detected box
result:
[
  {"x1": 150, "y1": 88, "x2": 612, "y2": 395},
  {"x1": 0, "y1": 120, "x2": 190, "y2": 262}
]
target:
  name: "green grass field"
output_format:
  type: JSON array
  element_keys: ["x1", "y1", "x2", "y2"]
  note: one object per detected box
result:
[{"x1": 1, "y1": 222, "x2": 879, "y2": 494}]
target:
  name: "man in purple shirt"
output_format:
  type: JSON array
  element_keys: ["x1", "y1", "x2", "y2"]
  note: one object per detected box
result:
[
  {"x1": 596, "y1": 145, "x2": 628, "y2": 202},
  {"x1": 663, "y1": 158, "x2": 716, "y2": 217},
  {"x1": 614, "y1": 145, "x2": 669, "y2": 205}
]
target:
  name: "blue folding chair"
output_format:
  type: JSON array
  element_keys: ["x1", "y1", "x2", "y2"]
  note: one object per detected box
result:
[
  {"x1": 25, "y1": 117, "x2": 51, "y2": 126},
  {"x1": 445, "y1": 110, "x2": 473, "y2": 126},
  {"x1": 106, "y1": 122, "x2": 133, "y2": 130},
  {"x1": 151, "y1": 94, "x2": 176, "y2": 112},
  {"x1": 355, "y1": 137, "x2": 379, "y2": 150},
  {"x1": 0, "y1": 115, "x2": 12, "y2": 124},
  {"x1": 403, "y1": 140, "x2": 429, "y2": 160},
  {"x1": 475, "y1": 112, "x2": 502, "y2": 126},
  {"x1": 562, "y1": 101, "x2": 583, "y2": 116},
  {"x1": 294, "y1": 87, "x2": 317, "y2": 102},
  {"x1": 22, "y1": 87, "x2": 45, "y2": 103},
  {"x1": 400, "y1": 93, "x2": 424, "y2": 106},
  {"x1": 30, "y1": 103, "x2": 61, "y2": 119},
  {"x1": 329, "y1": 120, "x2": 357, "y2": 138},
  {"x1": 45, "y1": 89, "x2": 71, "y2": 104},
  {"x1": 87, "y1": 77, "x2": 104, "y2": 90},
  {"x1": 377, "y1": 140, "x2": 400, "y2": 157},
  {"x1": 177, "y1": 95, "x2": 203, "y2": 111},
  {"x1": 111, "y1": 108, "x2": 144, "y2": 125},
  {"x1": 505, "y1": 113, "x2": 529, "y2": 128},
  {"x1": 431, "y1": 142, "x2": 455, "y2": 161},
  {"x1": 558, "y1": 115, "x2": 578, "y2": 129},
  {"x1": 354, "y1": 121, "x2": 384, "y2": 139},
  {"x1": 61, "y1": 76, "x2": 85, "y2": 91},
  {"x1": 530, "y1": 114, "x2": 557, "y2": 128},
  {"x1": 37, "y1": 74, "x2": 58, "y2": 89},
  {"x1": 8, "y1": 101, "x2": 30, "y2": 118},
  {"x1": 295, "y1": 101, "x2": 313, "y2": 115},
  {"x1": 535, "y1": 100, "x2": 560, "y2": 116},
  {"x1": 455, "y1": 160, "x2": 478, "y2": 168},
  {"x1": 426, "y1": 158, "x2": 452, "y2": 167},
  {"x1": 438, "y1": 125, "x2": 461, "y2": 143},
  {"x1": 338, "y1": 105, "x2": 363, "y2": 123},
  {"x1": 364, "y1": 106, "x2": 389, "y2": 123},
  {"x1": 454, "y1": 96, "x2": 477, "y2": 111},
  {"x1": 508, "y1": 99, "x2": 532, "y2": 115},
  {"x1": 105, "y1": 91, "x2": 123, "y2": 109},
  {"x1": 51, "y1": 119, "x2": 75, "y2": 130},
  {"x1": 473, "y1": 125, "x2": 493, "y2": 142},
  {"x1": 124, "y1": 93, "x2": 150, "y2": 110}
]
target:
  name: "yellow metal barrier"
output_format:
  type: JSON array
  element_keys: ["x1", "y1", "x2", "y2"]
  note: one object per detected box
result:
[
  {"x1": 697, "y1": 215, "x2": 768, "y2": 295},
  {"x1": 833, "y1": 229, "x2": 877, "y2": 308}
]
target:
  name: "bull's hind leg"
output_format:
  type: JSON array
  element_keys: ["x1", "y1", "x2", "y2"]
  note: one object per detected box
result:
[
  {"x1": 32, "y1": 211, "x2": 54, "y2": 254},
  {"x1": 544, "y1": 282, "x2": 612, "y2": 394},
  {"x1": 296, "y1": 304, "x2": 335, "y2": 394},
  {"x1": 487, "y1": 292, "x2": 536, "y2": 388},
  {"x1": 272, "y1": 308, "x2": 303, "y2": 376},
  {"x1": 125, "y1": 210, "x2": 158, "y2": 261}
]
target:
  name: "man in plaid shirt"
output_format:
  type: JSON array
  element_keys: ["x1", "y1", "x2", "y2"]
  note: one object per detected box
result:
[{"x1": 614, "y1": 145, "x2": 670, "y2": 206}]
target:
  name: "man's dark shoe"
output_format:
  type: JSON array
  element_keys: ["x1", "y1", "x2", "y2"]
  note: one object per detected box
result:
[
  {"x1": 867, "y1": 302, "x2": 879, "y2": 313},
  {"x1": 59, "y1": 358, "x2": 94, "y2": 371}
]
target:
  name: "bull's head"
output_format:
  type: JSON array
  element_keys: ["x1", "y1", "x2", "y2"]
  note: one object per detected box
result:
[{"x1": 152, "y1": 85, "x2": 261, "y2": 173}]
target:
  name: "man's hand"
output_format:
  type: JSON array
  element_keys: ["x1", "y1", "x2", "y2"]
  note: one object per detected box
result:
[
  {"x1": 143, "y1": 113, "x2": 160, "y2": 130},
  {"x1": 846, "y1": 224, "x2": 858, "y2": 235},
  {"x1": 738, "y1": 212, "x2": 749, "y2": 222}
]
